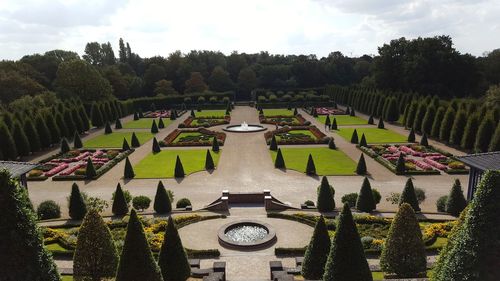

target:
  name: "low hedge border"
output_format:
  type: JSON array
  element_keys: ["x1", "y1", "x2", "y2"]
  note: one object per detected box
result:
[
  {"x1": 179, "y1": 116, "x2": 231, "y2": 128},
  {"x1": 161, "y1": 128, "x2": 226, "y2": 147}
]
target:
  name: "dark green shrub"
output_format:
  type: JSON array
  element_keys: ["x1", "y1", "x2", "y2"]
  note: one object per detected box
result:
[
  {"x1": 420, "y1": 105, "x2": 436, "y2": 135},
  {"x1": 154, "y1": 181, "x2": 172, "y2": 214},
  {"x1": 356, "y1": 154, "x2": 367, "y2": 175},
  {"x1": 325, "y1": 115, "x2": 331, "y2": 127},
  {"x1": 24, "y1": 118, "x2": 41, "y2": 153},
  {"x1": 60, "y1": 137, "x2": 70, "y2": 153},
  {"x1": 152, "y1": 137, "x2": 161, "y2": 153},
  {"x1": 328, "y1": 138, "x2": 336, "y2": 149},
  {"x1": 151, "y1": 120, "x2": 159, "y2": 134},
  {"x1": 356, "y1": 177, "x2": 376, "y2": 212},
  {"x1": 489, "y1": 122, "x2": 500, "y2": 152},
  {"x1": 399, "y1": 178, "x2": 420, "y2": 212},
  {"x1": 133, "y1": 112, "x2": 139, "y2": 121},
  {"x1": 301, "y1": 216, "x2": 331, "y2": 280},
  {"x1": 131, "y1": 132, "x2": 140, "y2": 147},
  {"x1": 13, "y1": 121, "x2": 31, "y2": 156},
  {"x1": 431, "y1": 106, "x2": 446, "y2": 137},
  {"x1": 269, "y1": 135, "x2": 278, "y2": 151},
  {"x1": 331, "y1": 118, "x2": 338, "y2": 130},
  {"x1": 205, "y1": 149, "x2": 215, "y2": 170},
  {"x1": 275, "y1": 148, "x2": 286, "y2": 169},
  {"x1": 377, "y1": 118, "x2": 385, "y2": 129},
  {"x1": 350, "y1": 108, "x2": 356, "y2": 116},
  {"x1": 91, "y1": 102, "x2": 104, "y2": 128},
  {"x1": 174, "y1": 155, "x2": 185, "y2": 178},
  {"x1": 474, "y1": 113, "x2": 495, "y2": 152},
  {"x1": 372, "y1": 188, "x2": 381, "y2": 204},
  {"x1": 132, "y1": 196, "x2": 151, "y2": 211},
  {"x1": 122, "y1": 138, "x2": 131, "y2": 150},
  {"x1": 460, "y1": 113, "x2": 479, "y2": 150},
  {"x1": 73, "y1": 131, "x2": 83, "y2": 149},
  {"x1": 405, "y1": 101, "x2": 418, "y2": 129},
  {"x1": 436, "y1": 195, "x2": 448, "y2": 212},
  {"x1": 407, "y1": 127, "x2": 415, "y2": 142},
  {"x1": 412, "y1": 102, "x2": 427, "y2": 133},
  {"x1": 112, "y1": 183, "x2": 129, "y2": 215},
  {"x1": 212, "y1": 137, "x2": 220, "y2": 152},
  {"x1": 85, "y1": 157, "x2": 97, "y2": 179},
  {"x1": 44, "y1": 113, "x2": 61, "y2": 145},
  {"x1": 367, "y1": 115, "x2": 374, "y2": 125},
  {"x1": 385, "y1": 98, "x2": 399, "y2": 122},
  {"x1": 449, "y1": 110, "x2": 467, "y2": 145},
  {"x1": 395, "y1": 153, "x2": 406, "y2": 174},
  {"x1": 439, "y1": 107, "x2": 455, "y2": 142},
  {"x1": 350, "y1": 129, "x2": 359, "y2": 144},
  {"x1": 158, "y1": 216, "x2": 191, "y2": 281},
  {"x1": 445, "y1": 179, "x2": 467, "y2": 217},
  {"x1": 306, "y1": 154, "x2": 316, "y2": 175},
  {"x1": 35, "y1": 114, "x2": 52, "y2": 149},
  {"x1": 158, "y1": 118, "x2": 165, "y2": 129},
  {"x1": 0, "y1": 122, "x2": 17, "y2": 160},
  {"x1": 124, "y1": 157, "x2": 135, "y2": 179},
  {"x1": 176, "y1": 198, "x2": 191, "y2": 209},
  {"x1": 359, "y1": 133, "x2": 367, "y2": 147},
  {"x1": 115, "y1": 119, "x2": 123, "y2": 129},
  {"x1": 420, "y1": 132, "x2": 428, "y2": 146},
  {"x1": 104, "y1": 122, "x2": 112, "y2": 134},
  {"x1": 69, "y1": 183, "x2": 87, "y2": 220},
  {"x1": 341, "y1": 193, "x2": 358, "y2": 208},
  {"x1": 37, "y1": 200, "x2": 61, "y2": 220},
  {"x1": 317, "y1": 176, "x2": 335, "y2": 212}
]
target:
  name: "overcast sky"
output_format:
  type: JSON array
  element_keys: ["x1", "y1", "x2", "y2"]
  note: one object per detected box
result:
[{"x1": 1, "y1": 0, "x2": 499, "y2": 60}]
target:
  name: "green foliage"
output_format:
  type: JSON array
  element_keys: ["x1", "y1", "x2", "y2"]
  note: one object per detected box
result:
[
  {"x1": 385, "y1": 97, "x2": 399, "y2": 122},
  {"x1": 399, "y1": 178, "x2": 420, "y2": 212},
  {"x1": 90, "y1": 102, "x2": 104, "y2": 128},
  {"x1": 85, "y1": 157, "x2": 97, "y2": 179},
  {"x1": 130, "y1": 132, "x2": 140, "y2": 147},
  {"x1": 328, "y1": 138, "x2": 336, "y2": 149},
  {"x1": 420, "y1": 132, "x2": 429, "y2": 146},
  {"x1": 73, "y1": 131, "x2": 83, "y2": 149},
  {"x1": 420, "y1": 105, "x2": 436, "y2": 134},
  {"x1": 133, "y1": 112, "x2": 139, "y2": 121},
  {"x1": 317, "y1": 176, "x2": 335, "y2": 212},
  {"x1": 474, "y1": 113, "x2": 496, "y2": 152},
  {"x1": 407, "y1": 127, "x2": 415, "y2": 142},
  {"x1": 436, "y1": 195, "x2": 448, "y2": 212},
  {"x1": 356, "y1": 154, "x2": 367, "y2": 175},
  {"x1": 372, "y1": 188, "x2": 382, "y2": 204},
  {"x1": 115, "y1": 118, "x2": 123, "y2": 129},
  {"x1": 104, "y1": 122, "x2": 112, "y2": 134},
  {"x1": 325, "y1": 115, "x2": 331, "y2": 126},
  {"x1": 44, "y1": 113, "x2": 61, "y2": 145},
  {"x1": 377, "y1": 118, "x2": 385, "y2": 129},
  {"x1": 445, "y1": 179, "x2": 467, "y2": 217},
  {"x1": 412, "y1": 102, "x2": 427, "y2": 133},
  {"x1": 176, "y1": 198, "x2": 191, "y2": 209},
  {"x1": 37, "y1": 200, "x2": 61, "y2": 220},
  {"x1": 331, "y1": 117, "x2": 338, "y2": 130},
  {"x1": 158, "y1": 118, "x2": 165, "y2": 129},
  {"x1": 359, "y1": 133, "x2": 368, "y2": 147},
  {"x1": 35, "y1": 114, "x2": 52, "y2": 149},
  {"x1": 274, "y1": 148, "x2": 286, "y2": 169},
  {"x1": 489, "y1": 122, "x2": 500, "y2": 152},
  {"x1": 269, "y1": 135, "x2": 278, "y2": 151},
  {"x1": 323, "y1": 204, "x2": 372, "y2": 281},
  {"x1": 380, "y1": 203, "x2": 426, "y2": 278},
  {"x1": 174, "y1": 155, "x2": 185, "y2": 178},
  {"x1": 341, "y1": 193, "x2": 358, "y2": 208},
  {"x1": 112, "y1": 183, "x2": 129, "y2": 215},
  {"x1": 449, "y1": 110, "x2": 467, "y2": 145},
  {"x1": 158, "y1": 216, "x2": 191, "y2": 281},
  {"x1": 350, "y1": 129, "x2": 359, "y2": 144},
  {"x1": 73, "y1": 209, "x2": 118, "y2": 281},
  {"x1": 395, "y1": 153, "x2": 406, "y2": 174},
  {"x1": 24, "y1": 118, "x2": 41, "y2": 153},
  {"x1": 132, "y1": 196, "x2": 151, "y2": 211},
  {"x1": 212, "y1": 136, "x2": 220, "y2": 152},
  {"x1": 301, "y1": 216, "x2": 331, "y2": 280},
  {"x1": 152, "y1": 137, "x2": 161, "y2": 153},
  {"x1": 69, "y1": 183, "x2": 87, "y2": 220},
  {"x1": 122, "y1": 138, "x2": 131, "y2": 151},
  {"x1": 154, "y1": 181, "x2": 172, "y2": 214},
  {"x1": 205, "y1": 149, "x2": 215, "y2": 170},
  {"x1": 0, "y1": 122, "x2": 17, "y2": 160},
  {"x1": 60, "y1": 137, "x2": 70, "y2": 153},
  {"x1": 151, "y1": 119, "x2": 159, "y2": 134},
  {"x1": 367, "y1": 115, "x2": 374, "y2": 125},
  {"x1": 306, "y1": 153, "x2": 316, "y2": 175},
  {"x1": 439, "y1": 107, "x2": 455, "y2": 142},
  {"x1": 356, "y1": 177, "x2": 376, "y2": 212},
  {"x1": 12, "y1": 121, "x2": 31, "y2": 156}
]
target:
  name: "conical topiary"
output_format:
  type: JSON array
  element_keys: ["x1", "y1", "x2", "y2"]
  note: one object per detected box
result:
[
  {"x1": 345, "y1": 107, "x2": 351, "y2": 115},
  {"x1": 331, "y1": 118, "x2": 338, "y2": 130},
  {"x1": 301, "y1": 216, "x2": 331, "y2": 280},
  {"x1": 293, "y1": 108, "x2": 298, "y2": 116},
  {"x1": 445, "y1": 179, "x2": 467, "y2": 217},
  {"x1": 408, "y1": 128, "x2": 415, "y2": 142},
  {"x1": 399, "y1": 178, "x2": 420, "y2": 212},
  {"x1": 61, "y1": 137, "x2": 70, "y2": 153},
  {"x1": 328, "y1": 138, "x2": 336, "y2": 149},
  {"x1": 158, "y1": 216, "x2": 191, "y2": 281},
  {"x1": 131, "y1": 132, "x2": 140, "y2": 147},
  {"x1": 73, "y1": 209, "x2": 118, "y2": 281},
  {"x1": 323, "y1": 204, "x2": 372, "y2": 281},
  {"x1": 350, "y1": 129, "x2": 359, "y2": 144},
  {"x1": 420, "y1": 132, "x2": 428, "y2": 146},
  {"x1": 122, "y1": 138, "x2": 131, "y2": 151},
  {"x1": 350, "y1": 108, "x2": 356, "y2": 116},
  {"x1": 306, "y1": 154, "x2": 316, "y2": 175},
  {"x1": 124, "y1": 157, "x2": 135, "y2": 179},
  {"x1": 317, "y1": 176, "x2": 335, "y2": 212},
  {"x1": 85, "y1": 157, "x2": 97, "y2": 179},
  {"x1": 158, "y1": 118, "x2": 165, "y2": 129},
  {"x1": 151, "y1": 120, "x2": 159, "y2": 134},
  {"x1": 115, "y1": 210, "x2": 164, "y2": 281},
  {"x1": 212, "y1": 137, "x2": 220, "y2": 152},
  {"x1": 112, "y1": 183, "x2": 129, "y2": 216},
  {"x1": 274, "y1": 148, "x2": 286, "y2": 169},
  {"x1": 133, "y1": 112, "x2": 139, "y2": 121},
  {"x1": 269, "y1": 135, "x2": 278, "y2": 151},
  {"x1": 73, "y1": 131, "x2": 83, "y2": 149},
  {"x1": 325, "y1": 115, "x2": 331, "y2": 127},
  {"x1": 368, "y1": 115, "x2": 374, "y2": 125},
  {"x1": 380, "y1": 203, "x2": 426, "y2": 278},
  {"x1": 190, "y1": 109, "x2": 195, "y2": 117},
  {"x1": 69, "y1": 183, "x2": 87, "y2": 220},
  {"x1": 359, "y1": 133, "x2": 368, "y2": 147},
  {"x1": 395, "y1": 153, "x2": 406, "y2": 174},
  {"x1": 115, "y1": 118, "x2": 123, "y2": 129},
  {"x1": 174, "y1": 156, "x2": 185, "y2": 178},
  {"x1": 152, "y1": 137, "x2": 161, "y2": 153},
  {"x1": 356, "y1": 154, "x2": 367, "y2": 175},
  {"x1": 356, "y1": 177, "x2": 376, "y2": 212},
  {"x1": 378, "y1": 118, "x2": 385, "y2": 129},
  {"x1": 154, "y1": 181, "x2": 172, "y2": 214},
  {"x1": 104, "y1": 122, "x2": 112, "y2": 134},
  {"x1": 205, "y1": 149, "x2": 215, "y2": 170}
]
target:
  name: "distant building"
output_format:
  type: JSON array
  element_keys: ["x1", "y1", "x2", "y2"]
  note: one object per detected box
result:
[
  {"x1": 0, "y1": 161, "x2": 38, "y2": 188},
  {"x1": 457, "y1": 151, "x2": 500, "y2": 200}
]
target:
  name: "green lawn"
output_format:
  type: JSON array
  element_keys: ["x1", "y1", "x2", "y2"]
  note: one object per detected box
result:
[
  {"x1": 134, "y1": 149, "x2": 221, "y2": 178},
  {"x1": 316, "y1": 115, "x2": 368, "y2": 126},
  {"x1": 270, "y1": 147, "x2": 357, "y2": 175},
  {"x1": 123, "y1": 118, "x2": 172, "y2": 129},
  {"x1": 61, "y1": 276, "x2": 73, "y2": 281},
  {"x1": 336, "y1": 127, "x2": 407, "y2": 144},
  {"x1": 261, "y1": 108, "x2": 294, "y2": 117},
  {"x1": 84, "y1": 132, "x2": 155, "y2": 148},
  {"x1": 194, "y1": 110, "x2": 227, "y2": 118}
]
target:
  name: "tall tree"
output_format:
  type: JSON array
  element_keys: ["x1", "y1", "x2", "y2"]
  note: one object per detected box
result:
[
  {"x1": 445, "y1": 179, "x2": 467, "y2": 217},
  {"x1": 474, "y1": 113, "x2": 496, "y2": 152},
  {"x1": 69, "y1": 183, "x2": 87, "y2": 220},
  {"x1": 158, "y1": 216, "x2": 191, "y2": 281},
  {"x1": 356, "y1": 177, "x2": 376, "y2": 212},
  {"x1": 399, "y1": 178, "x2": 420, "y2": 212},
  {"x1": 184, "y1": 72, "x2": 208, "y2": 93},
  {"x1": 301, "y1": 216, "x2": 331, "y2": 280},
  {"x1": 23, "y1": 118, "x2": 41, "y2": 153},
  {"x1": 12, "y1": 121, "x2": 31, "y2": 157},
  {"x1": 317, "y1": 176, "x2": 335, "y2": 212},
  {"x1": 208, "y1": 66, "x2": 234, "y2": 92},
  {"x1": 153, "y1": 181, "x2": 172, "y2": 214},
  {"x1": 112, "y1": 183, "x2": 129, "y2": 216}
]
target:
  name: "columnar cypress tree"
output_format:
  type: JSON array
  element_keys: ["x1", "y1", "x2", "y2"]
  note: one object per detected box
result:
[
  {"x1": 489, "y1": 122, "x2": 500, "y2": 152},
  {"x1": 449, "y1": 110, "x2": 467, "y2": 145},
  {"x1": 420, "y1": 132, "x2": 429, "y2": 146},
  {"x1": 385, "y1": 97, "x2": 399, "y2": 122},
  {"x1": 350, "y1": 129, "x2": 359, "y2": 143},
  {"x1": 205, "y1": 149, "x2": 215, "y2": 170},
  {"x1": 430, "y1": 106, "x2": 446, "y2": 138},
  {"x1": 115, "y1": 118, "x2": 123, "y2": 129},
  {"x1": 174, "y1": 156, "x2": 185, "y2": 178},
  {"x1": 380, "y1": 203, "x2": 426, "y2": 278},
  {"x1": 474, "y1": 113, "x2": 496, "y2": 153},
  {"x1": 439, "y1": 107, "x2": 455, "y2": 142},
  {"x1": 0, "y1": 122, "x2": 18, "y2": 160},
  {"x1": 100, "y1": 103, "x2": 109, "y2": 123},
  {"x1": 104, "y1": 122, "x2": 113, "y2": 134},
  {"x1": 405, "y1": 101, "x2": 419, "y2": 128},
  {"x1": 85, "y1": 157, "x2": 97, "y2": 179},
  {"x1": 301, "y1": 216, "x2": 331, "y2": 280},
  {"x1": 331, "y1": 117, "x2": 338, "y2": 130},
  {"x1": 130, "y1": 132, "x2": 140, "y2": 147},
  {"x1": 356, "y1": 177, "x2": 376, "y2": 212},
  {"x1": 325, "y1": 115, "x2": 331, "y2": 128},
  {"x1": 12, "y1": 121, "x2": 31, "y2": 156},
  {"x1": 152, "y1": 137, "x2": 161, "y2": 153},
  {"x1": 460, "y1": 113, "x2": 480, "y2": 150},
  {"x1": 124, "y1": 157, "x2": 135, "y2": 179},
  {"x1": 190, "y1": 109, "x2": 195, "y2": 117},
  {"x1": 408, "y1": 127, "x2": 415, "y2": 142},
  {"x1": 69, "y1": 183, "x2": 87, "y2": 220},
  {"x1": 122, "y1": 138, "x2": 131, "y2": 151},
  {"x1": 412, "y1": 102, "x2": 427, "y2": 133},
  {"x1": 212, "y1": 136, "x2": 220, "y2": 152},
  {"x1": 377, "y1": 118, "x2": 385, "y2": 129},
  {"x1": 158, "y1": 216, "x2": 191, "y2": 281},
  {"x1": 24, "y1": 119, "x2": 41, "y2": 153},
  {"x1": 445, "y1": 179, "x2": 467, "y2": 217},
  {"x1": 73, "y1": 131, "x2": 83, "y2": 149},
  {"x1": 368, "y1": 115, "x2": 374, "y2": 125},
  {"x1": 345, "y1": 107, "x2": 351, "y2": 115},
  {"x1": 306, "y1": 154, "x2": 316, "y2": 175},
  {"x1": 317, "y1": 176, "x2": 335, "y2": 212},
  {"x1": 328, "y1": 138, "x2": 336, "y2": 149},
  {"x1": 63, "y1": 109, "x2": 77, "y2": 137},
  {"x1": 71, "y1": 107, "x2": 84, "y2": 133},
  {"x1": 44, "y1": 113, "x2": 61, "y2": 144},
  {"x1": 78, "y1": 105, "x2": 91, "y2": 132},
  {"x1": 420, "y1": 105, "x2": 436, "y2": 135},
  {"x1": 323, "y1": 204, "x2": 372, "y2": 281},
  {"x1": 112, "y1": 183, "x2": 129, "y2": 215},
  {"x1": 91, "y1": 102, "x2": 104, "y2": 128},
  {"x1": 399, "y1": 178, "x2": 420, "y2": 212},
  {"x1": 115, "y1": 209, "x2": 164, "y2": 281},
  {"x1": 60, "y1": 137, "x2": 70, "y2": 153},
  {"x1": 401, "y1": 104, "x2": 410, "y2": 126},
  {"x1": 395, "y1": 153, "x2": 406, "y2": 174},
  {"x1": 56, "y1": 112, "x2": 70, "y2": 138},
  {"x1": 356, "y1": 154, "x2": 367, "y2": 175},
  {"x1": 359, "y1": 133, "x2": 368, "y2": 147},
  {"x1": 35, "y1": 114, "x2": 52, "y2": 148},
  {"x1": 151, "y1": 119, "x2": 159, "y2": 134},
  {"x1": 0, "y1": 170, "x2": 60, "y2": 280},
  {"x1": 350, "y1": 107, "x2": 356, "y2": 116},
  {"x1": 269, "y1": 135, "x2": 278, "y2": 151},
  {"x1": 73, "y1": 209, "x2": 119, "y2": 281},
  {"x1": 154, "y1": 181, "x2": 172, "y2": 214},
  {"x1": 158, "y1": 118, "x2": 165, "y2": 129},
  {"x1": 274, "y1": 148, "x2": 286, "y2": 169}
]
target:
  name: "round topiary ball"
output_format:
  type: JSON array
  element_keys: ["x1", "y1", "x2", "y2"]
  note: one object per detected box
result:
[
  {"x1": 37, "y1": 200, "x2": 61, "y2": 220},
  {"x1": 176, "y1": 198, "x2": 192, "y2": 209}
]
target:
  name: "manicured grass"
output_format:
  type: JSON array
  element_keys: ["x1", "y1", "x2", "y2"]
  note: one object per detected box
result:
[
  {"x1": 336, "y1": 127, "x2": 407, "y2": 143},
  {"x1": 123, "y1": 118, "x2": 171, "y2": 129},
  {"x1": 134, "y1": 149, "x2": 221, "y2": 178},
  {"x1": 45, "y1": 243, "x2": 70, "y2": 252},
  {"x1": 261, "y1": 108, "x2": 294, "y2": 117},
  {"x1": 270, "y1": 147, "x2": 357, "y2": 175},
  {"x1": 84, "y1": 132, "x2": 154, "y2": 148},
  {"x1": 194, "y1": 110, "x2": 227, "y2": 118},
  {"x1": 316, "y1": 115, "x2": 368, "y2": 126},
  {"x1": 61, "y1": 276, "x2": 73, "y2": 281},
  {"x1": 274, "y1": 130, "x2": 317, "y2": 142}
]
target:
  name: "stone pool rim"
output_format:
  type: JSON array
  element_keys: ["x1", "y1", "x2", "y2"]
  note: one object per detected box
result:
[
  {"x1": 222, "y1": 124, "x2": 267, "y2": 133},
  {"x1": 217, "y1": 220, "x2": 276, "y2": 249}
]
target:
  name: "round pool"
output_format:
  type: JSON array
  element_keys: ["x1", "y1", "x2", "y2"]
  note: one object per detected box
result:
[{"x1": 218, "y1": 220, "x2": 276, "y2": 249}]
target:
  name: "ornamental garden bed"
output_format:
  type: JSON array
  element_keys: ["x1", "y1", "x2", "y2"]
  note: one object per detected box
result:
[
  {"x1": 316, "y1": 115, "x2": 368, "y2": 126},
  {"x1": 264, "y1": 126, "x2": 328, "y2": 145},
  {"x1": 337, "y1": 127, "x2": 407, "y2": 143},
  {"x1": 84, "y1": 132, "x2": 154, "y2": 148},
  {"x1": 259, "y1": 114, "x2": 309, "y2": 126},
  {"x1": 162, "y1": 128, "x2": 226, "y2": 147},
  {"x1": 314, "y1": 107, "x2": 346, "y2": 115},
  {"x1": 179, "y1": 116, "x2": 230, "y2": 128},
  {"x1": 143, "y1": 109, "x2": 187, "y2": 118},
  {"x1": 270, "y1": 147, "x2": 357, "y2": 175},
  {"x1": 359, "y1": 144, "x2": 468, "y2": 175},
  {"x1": 123, "y1": 118, "x2": 172, "y2": 129},
  {"x1": 27, "y1": 149, "x2": 133, "y2": 181},
  {"x1": 134, "y1": 149, "x2": 221, "y2": 178}
]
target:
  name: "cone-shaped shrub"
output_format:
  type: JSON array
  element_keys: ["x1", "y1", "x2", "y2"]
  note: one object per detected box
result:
[
  {"x1": 115, "y1": 118, "x2": 122, "y2": 129},
  {"x1": 115, "y1": 209, "x2": 163, "y2": 281},
  {"x1": 0, "y1": 122, "x2": 17, "y2": 160},
  {"x1": 317, "y1": 176, "x2": 335, "y2": 212},
  {"x1": 328, "y1": 138, "x2": 336, "y2": 149},
  {"x1": 356, "y1": 154, "x2": 367, "y2": 175},
  {"x1": 154, "y1": 181, "x2": 172, "y2": 214},
  {"x1": 412, "y1": 102, "x2": 427, "y2": 133},
  {"x1": 104, "y1": 122, "x2": 112, "y2": 134},
  {"x1": 35, "y1": 114, "x2": 52, "y2": 148},
  {"x1": 489, "y1": 122, "x2": 500, "y2": 152},
  {"x1": 350, "y1": 107, "x2": 356, "y2": 116},
  {"x1": 0, "y1": 170, "x2": 60, "y2": 280},
  {"x1": 79, "y1": 105, "x2": 91, "y2": 132},
  {"x1": 293, "y1": 108, "x2": 298, "y2": 115},
  {"x1": 408, "y1": 127, "x2": 415, "y2": 142},
  {"x1": 158, "y1": 216, "x2": 191, "y2": 281},
  {"x1": 122, "y1": 138, "x2": 131, "y2": 151},
  {"x1": 460, "y1": 113, "x2": 480, "y2": 150},
  {"x1": 377, "y1": 118, "x2": 385, "y2": 129},
  {"x1": 274, "y1": 148, "x2": 286, "y2": 169},
  {"x1": 331, "y1": 117, "x2": 338, "y2": 130},
  {"x1": 356, "y1": 177, "x2": 376, "y2": 212},
  {"x1": 385, "y1": 98, "x2": 399, "y2": 122},
  {"x1": 380, "y1": 203, "x2": 426, "y2": 278},
  {"x1": 432, "y1": 170, "x2": 500, "y2": 281},
  {"x1": 325, "y1": 115, "x2": 331, "y2": 127},
  {"x1": 124, "y1": 157, "x2": 135, "y2": 179},
  {"x1": 85, "y1": 157, "x2": 97, "y2": 179},
  {"x1": 431, "y1": 106, "x2": 446, "y2": 137},
  {"x1": 169, "y1": 110, "x2": 176, "y2": 120},
  {"x1": 205, "y1": 149, "x2": 215, "y2": 170},
  {"x1": 133, "y1": 112, "x2": 139, "y2": 121},
  {"x1": 152, "y1": 137, "x2": 161, "y2": 153},
  {"x1": 151, "y1": 119, "x2": 159, "y2": 134},
  {"x1": 306, "y1": 154, "x2": 316, "y2": 175},
  {"x1": 91, "y1": 102, "x2": 104, "y2": 127},
  {"x1": 212, "y1": 137, "x2": 220, "y2": 152},
  {"x1": 259, "y1": 108, "x2": 264, "y2": 115},
  {"x1": 131, "y1": 132, "x2": 140, "y2": 147},
  {"x1": 439, "y1": 107, "x2": 455, "y2": 142},
  {"x1": 13, "y1": 121, "x2": 31, "y2": 156},
  {"x1": 45, "y1": 113, "x2": 61, "y2": 144},
  {"x1": 174, "y1": 156, "x2": 185, "y2": 178},
  {"x1": 112, "y1": 183, "x2": 129, "y2": 215},
  {"x1": 24, "y1": 118, "x2": 41, "y2": 153},
  {"x1": 345, "y1": 107, "x2": 351, "y2": 115},
  {"x1": 445, "y1": 179, "x2": 467, "y2": 217},
  {"x1": 359, "y1": 133, "x2": 367, "y2": 147},
  {"x1": 73, "y1": 209, "x2": 118, "y2": 281},
  {"x1": 269, "y1": 135, "x2": 278, "y2": 151},
  {"x1": 350, "y1": 129, "x2": 359, "y2": 144},
  {"x1": 399, "y1": 178, "x2": 420, "y2": 212},
  {"x1": 323, "y1": 204, "x2": 372, "y2": 281},
  {"x1": 474, "y1": 113, "x2": 496, "y2": 153},
  {"x1": 420, "y1": 132, "x2": 429, "y2": 146},
  {"x1": 60, "y1": 137, "x2": 70, "y2": 153},
  {"x1": 69, "y1": 183, "x2": 87, "y2": 220},
  {"x1": 421, "y1": 106, "x2": 436, "y2": 135},
  {"x1": 158, "y1": 118, "x2": 165, "y2": 129},
  {"x1": 449, "y1": 110, "x2": 467, "y2": 145},
  {"x1": 395, "y1": 153, "x2": 406, "y2": 174},
  {"x1": 190, "y1": 109, "x2": 195, "y2": 117},
  {"x1": 368, "y1": 115, "x2": 374, "y2": 125},
  {"x1": 301, "y1": 216, "x2": 331, "y2": 280},
  {"x1": 73, "y1": 131, "x2": 83, "y2": 149}
]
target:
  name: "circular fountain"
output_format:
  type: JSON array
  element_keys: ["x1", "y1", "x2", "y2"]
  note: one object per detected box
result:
[
  {"x1": 218, "y1": 220, "x2": 276, "y2": 249},
  {"x1": 223, "y1": 122, "x2": 267, "y2": 133}
]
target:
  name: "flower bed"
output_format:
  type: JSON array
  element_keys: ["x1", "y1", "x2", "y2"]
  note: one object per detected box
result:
[
  {"x1": 161, "y1": 128, "x2": 226, "y2": 147},
  {"x1": 179, "y1": 116, "x2": 231, "y2": 128},
  {"x1": 28, "y1": 149, "x2": 133, "y2": 181},
  {"x1": 314, "y1": 107, "x2": 346, "y2": 115},
  {"x1": 143, "y1": 109, "x2": 187, "y2": 118},
  {"x1": 264, "y1": 126, "x2": 328, "y2": 145},
  {"x1": 359, "y1": 144, "x2": 467, "y2": 175},
  {"x1": 259, "y1": 114, "x2": 309, "y2": 126}
]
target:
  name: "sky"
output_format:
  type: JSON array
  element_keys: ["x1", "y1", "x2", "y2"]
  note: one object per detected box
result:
[{"x1": 0, "y1": 0, "x2": 499, "y2": 60}]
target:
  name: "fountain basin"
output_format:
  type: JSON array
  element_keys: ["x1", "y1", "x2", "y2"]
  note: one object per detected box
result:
[
  {"x1": 223, "y1": 124, "x2": 267, "y2": 133},
  {"x1": 218, "y1": 220, "x2": 276, "y2": 249}
]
